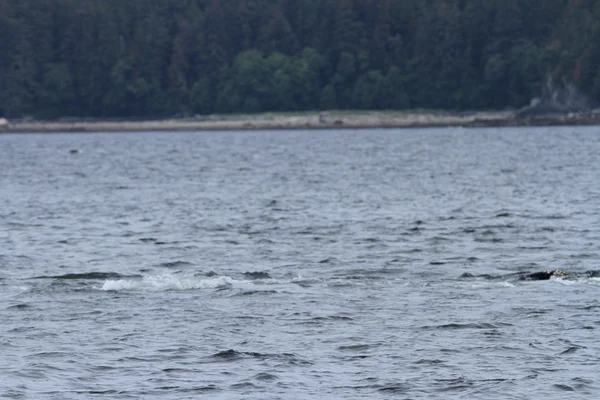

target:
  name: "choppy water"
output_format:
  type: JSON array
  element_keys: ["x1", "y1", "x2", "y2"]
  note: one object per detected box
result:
[{"x1": 1, "y1": 127, "x2": 600, "y2": 399}]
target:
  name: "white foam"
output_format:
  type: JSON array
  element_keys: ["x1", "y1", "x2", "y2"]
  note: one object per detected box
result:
[
  {"x1": 1, "y1": 285, "x2": 31, "y2": 299},
  {"x1": 467, "y1": 281, "x2": 515, "y2": 289},
  {"x1": 498, "y1": 281, "x2": 516, "y2": 288},
  {"x1": 550, "y1": 276, "x2": 600, "y2": 286},
  {"x1": 584, "y1": 277, "x2": 600, "y2": 286},
  {"x1": 552, "y1": 277, "x2": 576, "y2": 285},
  {"x1": 100, "y1": 274, "x2": 235, "y2": 291}
]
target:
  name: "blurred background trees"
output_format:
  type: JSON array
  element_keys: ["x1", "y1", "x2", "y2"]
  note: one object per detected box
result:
[{"x1": 0, "y1": 0, "x2": 596, "y2": 118}]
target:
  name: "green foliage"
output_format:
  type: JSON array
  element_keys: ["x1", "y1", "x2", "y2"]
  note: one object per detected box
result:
[
  {"x1": 320, "y1": 84, "x2": 338, "y2": 110},
  {"x1": 352, "y1": 70, "x2": 383, "y2": 109},
  {"x1": 38, "y1": 63, "x2": 76, "y2": 119},
  {"x1": 0, "y1": 0, "x2": 597, "y2": 118},
  {"x1": 190, "y1": 77, "x2": 214, "y2": 115},
  {"x1": 378, "y1": 67, "x2": 410, "y2": 110}
]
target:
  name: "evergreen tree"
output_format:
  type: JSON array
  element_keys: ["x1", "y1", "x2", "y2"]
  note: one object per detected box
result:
[
  {"x1": 320, "y1": 84, "x2": 338, "y2": 110},
  {"x1": 352, "y1": 70, "x2": 384, "y2": 109}
]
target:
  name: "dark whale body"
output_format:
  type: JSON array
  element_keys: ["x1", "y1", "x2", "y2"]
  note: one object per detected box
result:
[
  {"x1": 461, "y1": 269, "x2": 599, "y2": 282},
  {"x1": 520, "y1": 269, "x2": 600, "y2": 281},
  {"x1": 519, "y1": 271, "x2": 557, "y2": 281}
]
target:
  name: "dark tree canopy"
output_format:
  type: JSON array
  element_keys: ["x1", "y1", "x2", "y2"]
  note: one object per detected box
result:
[{"x1": 0, "y1": 0, "x2": 596, "y2": 118}]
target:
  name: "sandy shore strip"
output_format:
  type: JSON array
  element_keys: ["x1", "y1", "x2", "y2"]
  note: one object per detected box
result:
[{"x1": 3, "y1": 110, "x2": 600, "y2": 133}]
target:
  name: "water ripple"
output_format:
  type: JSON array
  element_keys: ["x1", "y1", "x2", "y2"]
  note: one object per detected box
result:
[{"x1": 2, "y1": 127, "x2": 600, "y2": 399}]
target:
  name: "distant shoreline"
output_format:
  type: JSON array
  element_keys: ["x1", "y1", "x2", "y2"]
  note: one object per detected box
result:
[{"x1": 2, "y1": 110, "x2": 600, "y2": 133}]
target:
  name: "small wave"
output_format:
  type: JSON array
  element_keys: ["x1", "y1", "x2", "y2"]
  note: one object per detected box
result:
[
  {"x1": 158, "y1": 261, "x2": 193, "y2": 268},
  {"x1": 230, "y1": 382, "x2": 261, "y2": 389},
  {"x1": 428, "y1": 236, "x2": 453, "y2": 243},
  {"x1": 338, "y1": 344, "x2": 375, "y2": 351},
  {"x1": 474, "y1": 237, "x2": 504, "y2": 243},
  {"x1": 34, "y1": 272, "x2": 139, "y2": 280},
  {"x1": 101, "y1": 274, "x2": 234, "y2": 291},
  {"x1": 318, "y1": 257, "x2": 339, "y2": 264},
  {"x1": 6, "y1": 303, "x2": 35, "y2": 311},
  {"x1": 434, "y1": 376, "x2": 474, "y2": 392},
  {"x1": 553, "y1": 384, "x2": 575, "y2": 391},
  {"x1": 178, "y1": 385, "x2": 221, "y2": 393},
  {"x1": 71, "y1": 390, "x2": 120, "y2": 396},
  {"x1": 414, "y1": 359, "x2": 445, "y2": 365},
  {"x1": 243, "y1": 271, "x2": 271, "y2": 279},
  {"x1": 377, "y1": 383, "x2": 410, "y2": 393},
  {"x1": 458, "y1": 272, "x2": 495, "y2": 279},
  {"x1": 237, "y1": 290, "x2": 278, "y2": 296},
  {"x1": 357, "y1": 237, "x2": 380, "y2": 243},
  {"x1": 421, "y1": 322, "x2": 510, "y2": 330},
  {"x1": 162, "y1": 368, "x2": 193, "y2": 373},
  {"x1": 209, "y1": 350, "x2": 309, "y2": 365},
  {"x1": 252, "y1": 372, "x2": 279, "y2": 381},
  {"x1": 533, "y1": 214, "x2": 569, "y2": 220},
  {"x1": 312, "y1": 315, "x2": 354, "y2": 321},
  {"x1": 26, "y1": 351, "x2": 75, "y2": 359}
]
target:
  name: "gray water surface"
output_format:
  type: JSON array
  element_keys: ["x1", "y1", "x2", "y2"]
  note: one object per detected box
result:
[{"x1": 1, "y1": 127, "x2": 600, "y2": 399}]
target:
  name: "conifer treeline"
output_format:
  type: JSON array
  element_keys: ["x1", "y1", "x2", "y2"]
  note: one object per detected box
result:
[{"x1": 1, "y1": 0, "x2": 599, "y2": 118}]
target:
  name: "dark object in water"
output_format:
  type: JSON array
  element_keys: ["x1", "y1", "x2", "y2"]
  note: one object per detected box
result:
[
  {"x1": 459, "y1": 269, "x2": 600, "y2": 282},
  {"x1": 519, "y1": 269, "x2": 568, "y2": 281}
]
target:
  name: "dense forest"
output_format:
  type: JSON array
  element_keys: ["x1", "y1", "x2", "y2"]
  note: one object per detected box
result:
[{"x1": 1, "y1": 0, "x2": 600, "y2": 119}]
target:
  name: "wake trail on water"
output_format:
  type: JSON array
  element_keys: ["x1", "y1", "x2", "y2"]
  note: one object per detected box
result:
[{"x1": 97, "y1": 270, "x2": 600, "y2": 293}]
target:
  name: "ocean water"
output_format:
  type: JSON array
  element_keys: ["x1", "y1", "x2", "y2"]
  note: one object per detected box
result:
[{"x1": 1, "y1": 127, "x2": 600, "y2": 399}]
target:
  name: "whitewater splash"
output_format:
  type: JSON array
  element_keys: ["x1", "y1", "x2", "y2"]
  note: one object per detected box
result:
[
  {"x1": 99, "y1": 273, "x2": 305, "y2": 292},
  {"x1": 552, "y1": 276, "x2": 600, "y2": 286},
  {"x1": 101, "y1": 274, "x2": 236, "y2": 291}
]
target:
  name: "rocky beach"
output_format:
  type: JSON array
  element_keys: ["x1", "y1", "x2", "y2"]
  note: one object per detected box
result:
[{"x1": 3, "y1": 110, "x2": 600, "y2": 133}]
